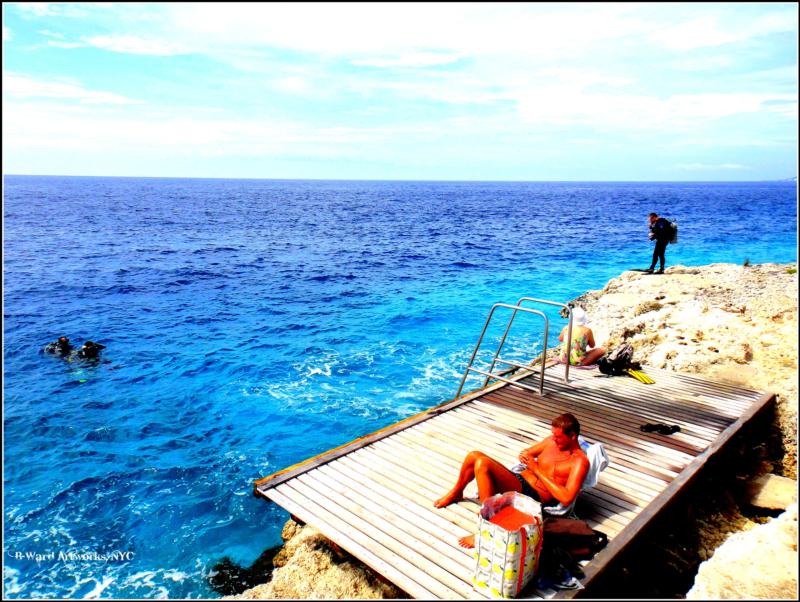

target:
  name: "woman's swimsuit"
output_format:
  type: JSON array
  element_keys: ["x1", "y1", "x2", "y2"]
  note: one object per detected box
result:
[{"x1": 561, "y1": 332, "x2": 589, "y2": 366}]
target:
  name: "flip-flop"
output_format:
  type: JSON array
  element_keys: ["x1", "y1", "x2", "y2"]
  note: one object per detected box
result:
[{"x1": 640, "y1": 423, "x2": 680, "y2": 435}]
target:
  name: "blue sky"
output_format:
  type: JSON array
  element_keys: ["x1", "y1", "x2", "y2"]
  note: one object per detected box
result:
[{"x1": 2, "y1": 2, "x2": 797, "y2": 181}]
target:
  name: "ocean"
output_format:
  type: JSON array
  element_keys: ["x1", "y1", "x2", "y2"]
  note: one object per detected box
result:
[{"x1": 3, "y1": 176, "x2": 797, "y2": 598}]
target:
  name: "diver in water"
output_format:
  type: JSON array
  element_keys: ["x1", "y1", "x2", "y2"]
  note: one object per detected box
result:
[
  {"x1": 43, "y1": 336, "x2": 74, "y2": 356},
  {"x1": 43, "y1": 337, "x2": 106, "y2": 362},
  {"x1": 77, "y1": 341, "x2": 106, "y2": 360}
]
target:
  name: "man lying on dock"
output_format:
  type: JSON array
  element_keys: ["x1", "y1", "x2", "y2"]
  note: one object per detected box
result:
[{"x1": 433, "y1": 412, "x2": 590, "y2": 548}]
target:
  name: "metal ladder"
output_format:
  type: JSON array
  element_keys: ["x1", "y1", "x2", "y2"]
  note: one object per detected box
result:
[{"x1": 454, "y1": 297, "x2": 575, "y2": 398}]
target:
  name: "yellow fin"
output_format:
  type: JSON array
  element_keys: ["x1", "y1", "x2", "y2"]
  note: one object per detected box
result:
[{"x1": 627, "y1": 368, "x2": 655, "y2": 384}]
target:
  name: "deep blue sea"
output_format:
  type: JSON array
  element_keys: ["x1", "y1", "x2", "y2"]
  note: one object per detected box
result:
[{"x1": 3, "y1": 176, "x2": 797, "y2": 598}]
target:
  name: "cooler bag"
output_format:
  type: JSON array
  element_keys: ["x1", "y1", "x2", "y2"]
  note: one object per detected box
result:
[{"x1": 472, "y1": 491, "x2": 544, "y2": 598}]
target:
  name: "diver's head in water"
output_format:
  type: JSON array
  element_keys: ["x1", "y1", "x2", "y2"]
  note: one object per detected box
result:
[
  {"x1": 45, "y1": 336, "x2": 73, "y2": 356},
  {"x1": 78, "y1": 341, "x2": 106, "y2": 359}
]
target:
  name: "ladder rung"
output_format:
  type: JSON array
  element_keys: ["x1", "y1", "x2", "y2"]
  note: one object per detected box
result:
[
  {"x1": 493, "y1": 358, "x2": 542, "y2": 371},
  {"x1": 466, "y1": 366, "x2": 543, "y2": 395}
]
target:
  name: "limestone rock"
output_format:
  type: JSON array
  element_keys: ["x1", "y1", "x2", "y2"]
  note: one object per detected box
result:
[
  {"x1": 280, "y1": 518, "x2": 303, "y2": 542},
  {"x1": 746, "y1": 474, "x2": 798, "y2": 510},
  {"x1": 579, "y1": 263, "x2": 797, "y2": 478},
  {"x1": 228, "y1": 521, "x2": 404, "y2": 599},
  {"x1": 686, "y1": 504, "x2": 798, "y2": 599}
]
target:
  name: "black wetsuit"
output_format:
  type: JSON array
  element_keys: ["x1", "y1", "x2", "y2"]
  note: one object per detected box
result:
[
  {"x1": 648, "y1": 217, "x2": 672, "y2": 272},
  {"x1": 44, "y1": 340, "x2": 73, "y2": 356}
]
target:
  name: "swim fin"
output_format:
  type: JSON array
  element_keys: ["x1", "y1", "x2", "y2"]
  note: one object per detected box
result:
[{"x1": 626, "y1": 368, "x2": 655, "y2": 384}]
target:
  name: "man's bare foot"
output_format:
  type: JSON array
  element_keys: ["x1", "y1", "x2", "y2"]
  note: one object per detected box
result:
[
  {"x1": 433, "y1": 490, "x2": 463, "y2": 508},
  {"x1": 458, "y1": 534, "x2": 475, "y2": 548}
]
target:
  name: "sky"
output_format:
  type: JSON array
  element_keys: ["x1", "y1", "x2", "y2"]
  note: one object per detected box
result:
[{"x1": 2, "y1": 2, "x2": 798, "y2": 181}]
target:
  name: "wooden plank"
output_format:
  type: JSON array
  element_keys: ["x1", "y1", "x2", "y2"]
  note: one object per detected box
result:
[
  {"x1": 294, "y1": 471, "x2": 475, "y2": 597},
  {"x1": 373, "y1": 429, "x2": 630, "y2": 545},
  {"x1": 485, "y1": 390, "x2": 700, "y2": 461},
  {"x1": 455, "y1": 403, "x2": 678, "y2": 480},
  {"x1": 465, "y1": 397, "x2": 688, "y2": 472},
  {"x1": 549, "y1": 363, "x2": 762, "y2": 400},
  {"x1": 265, "y1": 485, "x2": 438, "y2": 599},
  {"x1": 488, "y1": 384, "x2": 713, "y2": 449},
  {"x1": 508, "y1": 364, "x2": 760, "y2": 417},
  {"x1": 342, "y1": 442, "x2": 480, "y2": 530},
  {"x1": 536, "y1": 367, "x2": 754, "y2": 415},
  {"x1": 461, "y1": 401, "x2": 684, "y2": 482},
  {"x1": 313, "y1": 463, "x2": 474, "y2": 567},
  {"x1": 494, "y1": 384, "x2": 724, "y2": 448},
  {"x1": 415, "y1": 409, "x2": 683, "y2": 512},
  {"x1": 289, "y1": 476, "x2": 467, "y2": 599},
  {"x1": 540, "y1": 385, "x2": 740, "y2": 436},
  {"x1": 559, "y1": 390, "x2": 776, "y2": 599},
  {"x1": 321, "y1": 456, "x2": 475, "y2": 542},
  {"x1": 391, "y1": 404, "x2": 671, "y2": 510},
  {"x1": 419, "y1": 411, "x2": 666, "y2": 502},
  {"x1": 630, "y1": 366, "x2": 763, "y2": 397}
]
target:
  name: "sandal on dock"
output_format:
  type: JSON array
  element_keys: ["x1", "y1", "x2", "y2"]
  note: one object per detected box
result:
[{"x1": 640, "y1": 423, "x2": 681, "y2": 435}]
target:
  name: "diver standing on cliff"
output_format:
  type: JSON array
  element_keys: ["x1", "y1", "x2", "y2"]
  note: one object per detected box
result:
[{"x1": 646, "y1": 212, "x2": 673, "y2": 274}]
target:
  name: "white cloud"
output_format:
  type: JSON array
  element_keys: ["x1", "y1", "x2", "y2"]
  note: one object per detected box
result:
[
  {"x1": 3, "y1": 73, "x2": 143, "y2": 105},
  {"x1": 3, "y1": 26, "x2": 12, "y2": 42},
  {"x1": 163, "y1": 3, "x2": 649, "y2": 60},
  {"x1": 763, "y1": 100, "x2": 798, "y2": 120},
  {"x1": 48, "y1": 41, "x2": 85, "y2": 49},
  {"x1": 82, "y1": 34, "x2": 189, "y2": 56},
  {"x1": 270, "y1": 75, "x2": 313, "y2": 95},
  {"x1": 37, "y1": 29, "x2": 65, "y2": 39},
  {"x1": 14, "y1": 3, "x2": 62, "y2": 17},
  {"x1": 673, "y1": 163, "x2": 748, "y2": 171},
  {"x1": 1, "y1": 99, "x2": 427, "y2": 158},
  {"x1": 649, "y1": 10, "x2": 797, "y2": 51},
  {"x1": 14, "y1": 2, "x2": 95, "y2": 18},
  {"x1": 352, "y1": 52, "x2": 463, "y2": 69},
  {"x1": 668, "y1": 55, "x2": 735, "y2": 71},
  {"x1": 515, "y1": 89, "x2": 796, "y2": 129}
]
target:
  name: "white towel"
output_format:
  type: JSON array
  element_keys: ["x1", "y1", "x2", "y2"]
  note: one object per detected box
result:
[{"x1": 578, "y1": 435, "x2": 610, "y2": 490}]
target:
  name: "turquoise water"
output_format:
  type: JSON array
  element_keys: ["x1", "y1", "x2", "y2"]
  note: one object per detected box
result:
[{"x1": 3, "y1": 176, "x2": 797, "y2": 597}]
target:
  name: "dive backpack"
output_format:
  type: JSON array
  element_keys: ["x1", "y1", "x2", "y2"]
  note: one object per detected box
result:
[
  {"x1": 669, "y1": 220, "x2": 678, "y2": 244},
  {"x1": 597, "y1": 343, "x2": 635, "y2": 376}
]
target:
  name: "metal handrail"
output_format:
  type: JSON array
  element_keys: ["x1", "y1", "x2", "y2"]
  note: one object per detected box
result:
[
  {"x1": 455, "y1": 303, "x2": 549, "y2": 399},
  {"x1": 483, "y1": 297, "x2": 574, "y2": 387}
]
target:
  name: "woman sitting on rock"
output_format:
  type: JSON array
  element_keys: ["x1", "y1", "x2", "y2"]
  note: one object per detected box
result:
[{"x1": 559, "y1": 307, "x2": 605, "y2": 366}]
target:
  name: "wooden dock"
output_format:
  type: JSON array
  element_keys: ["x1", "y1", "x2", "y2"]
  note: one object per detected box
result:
[{"x1": 254, "y1": 365, "x2": 774, "y2": 599}]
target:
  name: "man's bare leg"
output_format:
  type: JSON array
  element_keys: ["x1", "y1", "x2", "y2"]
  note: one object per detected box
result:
[
  {"x1": 433, "y1": 451, "x2": 478, "y2": 508},
  {"x1": 434, "y1": 451, "x2": 523, "y2": 548}
]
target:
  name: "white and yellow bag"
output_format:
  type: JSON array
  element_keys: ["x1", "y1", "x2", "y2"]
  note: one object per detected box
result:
[{"x1": 472, "y1": 491, "x2": 544, "y2": 599}]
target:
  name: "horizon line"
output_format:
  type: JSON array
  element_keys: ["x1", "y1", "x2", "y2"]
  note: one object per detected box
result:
[{"x1": 3, "y1": 173, "x2": 797, "y2": 184}]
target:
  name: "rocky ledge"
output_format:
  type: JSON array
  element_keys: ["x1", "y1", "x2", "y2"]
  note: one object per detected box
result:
[
  {"x1": 571, "y1": 262, "x2": 797, "y2": 479},
  {"x1": 230, "y1": 262, "x2": 797, "y2": 599}
]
